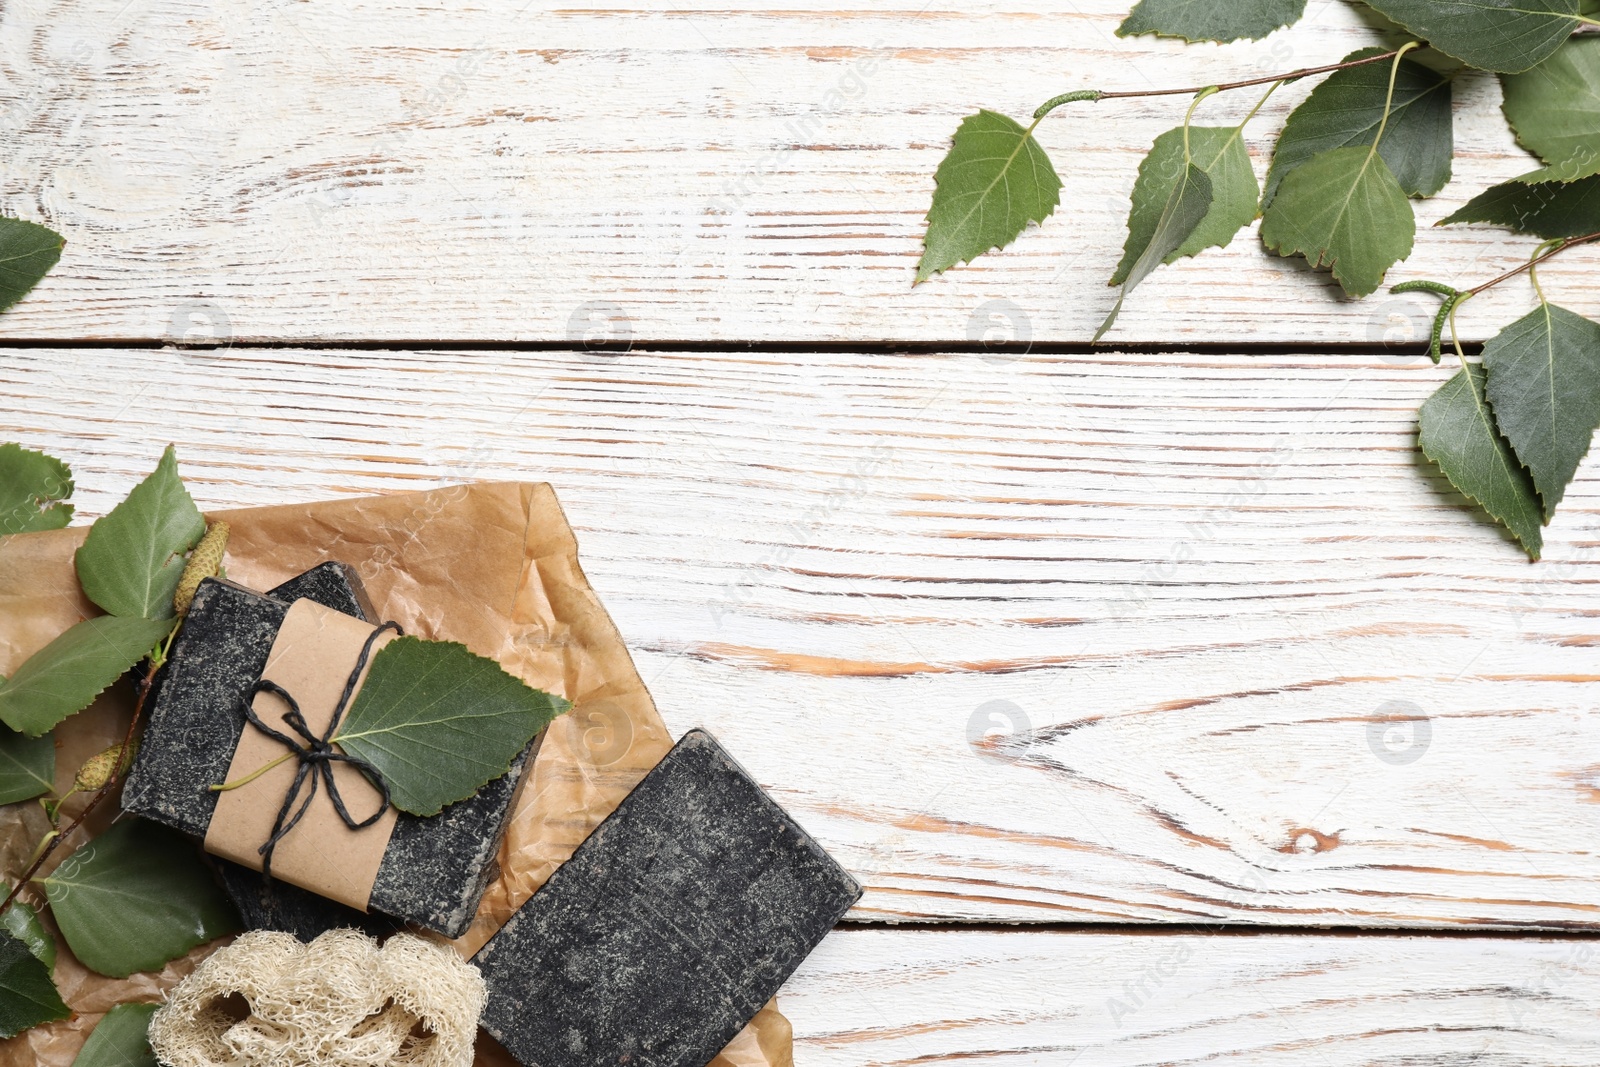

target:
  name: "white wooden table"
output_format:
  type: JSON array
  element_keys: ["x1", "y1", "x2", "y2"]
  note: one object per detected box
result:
[{"x1": 6, "y1": 2, "x2": 1600, "y2": 1063}]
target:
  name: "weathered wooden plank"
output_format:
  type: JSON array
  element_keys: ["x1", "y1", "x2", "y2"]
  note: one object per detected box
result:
[
  {"x1": 0, "y1": 0, "x2": 1587, "y2": 344},
  {"x1": 785, "y1": 928, "x2": 1600, "y2": 1066},
  {"x1": 5, "y1": 345, "x2": 1600, "y2": 927}
]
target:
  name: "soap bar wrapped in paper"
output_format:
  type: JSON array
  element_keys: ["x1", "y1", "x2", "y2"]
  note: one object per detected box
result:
[{"x1": 122, "y1": 576, "x2": 538, "y2": 937}]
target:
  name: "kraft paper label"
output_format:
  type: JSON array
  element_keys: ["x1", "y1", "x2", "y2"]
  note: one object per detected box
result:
[{"x1": 205, "y1": 598, "x2": 399, "y2": 911}]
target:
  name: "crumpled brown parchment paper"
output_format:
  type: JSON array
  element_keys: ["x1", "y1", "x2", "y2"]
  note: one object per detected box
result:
[{"x1": 0, "y1": 482, "x2": 792, "y2": 1067}]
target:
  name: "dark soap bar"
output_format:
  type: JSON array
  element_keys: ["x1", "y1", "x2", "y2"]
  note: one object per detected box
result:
[
  {"x1": 212, "y1": 563, "x2": 401, "y2": 942},
  {"x1": 123, "y1": 575, "x2": 533, "y2": 938},
  {"x1": 267, "y1": 561, "x2": 376, "y2": 623},
  {"x1": 473, "y1": 728, "x2": 861, "y2": 1067}
]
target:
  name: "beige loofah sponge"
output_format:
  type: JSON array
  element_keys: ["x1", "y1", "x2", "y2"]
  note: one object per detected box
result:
[{"x1": 148, "y1": 928, "x2": 485, "y2": 1067}]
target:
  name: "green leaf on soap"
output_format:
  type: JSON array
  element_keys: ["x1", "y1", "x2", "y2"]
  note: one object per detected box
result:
[
  {"x1": 0, "y1": 723, "x2": 55, "y2": 804},
  {"x1": 334, "y1": 636, "x2": 570, "y2": 817},
  {"x1": 1265, "y1": 47, "x2": 1453, "y2": 205},
  {"x1": 3, "y1": 904, "x2": 56, "y2": 972},
  {"x1": 1439, "y1": 171, "x2": 1600, "y2": 237},
  {"x1": 916, "y1": 110, "x2": 1062, "y2": 282},
  {"x1": 0, "y1": 616, "x2": 173, "y2": 737},
  {"x1": 1117, "y1": 0, "x2": 1307, "y2": 42},
  {"x1": 1260, "y1": 144, "x2": 1416, "y2": 297},
  {"x1": 0, "y1": 443, "x2": 74, "y2": 535},
  {"x1": 1096, "y1": 159, "x2": 1213, "y2": 341},
  {"x1": 1502, "y1": 37, "x2": 1600, "y2": 169},
  {"x1": 75, "y1": 446, "x2": 206, "y2": 621},
  {"x1": 42, "y1": 819, "x2": 240, "y2": 978},
  {"x1": 1111, "y1": 126, "x2": 1258, "y2": 286},
  {"x1": 0, "y1": 926, "x2": 69, "y2": 1039},
  {"x1": 0, "y1": 218, "x2": 64, "y2": 317},
  {"x1": 71, "y1": 1002, "x2": 159, "y2": 1067},
  {"x1": 1481, "y1": 303, "x2": 1600, "y2": 520},
  {"x1": 1362, "y1": 0, "x2": 1581, "y2": 74},
  {"x1": 1419, "y1": 363, "x2": 1544, "y2": 559}
]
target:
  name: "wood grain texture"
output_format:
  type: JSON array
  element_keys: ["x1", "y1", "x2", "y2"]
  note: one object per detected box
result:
[
  {"x1": 5, "y1": 344, "x2": 1600, "y2": 928},
  {"x1": 0, "y1": 0, "x2": 1591, "y2": 345},
  {"x1": 785, "y1": 928, "x2": 1600, "y2": 1065}
]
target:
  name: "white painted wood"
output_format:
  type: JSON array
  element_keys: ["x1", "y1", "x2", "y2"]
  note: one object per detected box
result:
[
  {"x1": 0, "y1": 0, "x2": 1587, "y2": 345},
  {"x1": 6, "y1": 345, "x2": 1600, "y2": 928},
  {"x1": 784, "y1": 928, "x2": 1600, "y2": 1066}
]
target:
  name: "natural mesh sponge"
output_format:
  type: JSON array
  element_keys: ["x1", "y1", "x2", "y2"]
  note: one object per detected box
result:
[{"x1": 148, "y1": 929, "x2": 485, "y2": 1067}]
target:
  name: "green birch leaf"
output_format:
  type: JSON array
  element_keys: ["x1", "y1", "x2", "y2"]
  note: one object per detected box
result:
[
  {"x1": 1362, "y1": 0, "x2": 1581, "y2": 74},
  {"x1": 2, "y1": 904, "x2": 56, "y2": 970},
  {"x1": 1096, "y1": 161, "x2": 1212, "y2": 342},
  {"x1": 0, "y1": 723, "x2": 55, "y2": 803},
  {"x1": 42, "y1": 819, "x2": 240, "y2": 978},
  {"x1": 0, "y1": 928, "x2": 69, "y2": 1039},
  {"x1": 1117, "y1": 0, "x2": 1307, "y2": 42},
  {"x1": 916, "y1": 110, "x2": 1062, "y2": 282},
  {"x1": 333, "y1": 636, "x2": 570, "y2": 817},
  {"x1": 1502, "y1": 37, "x2": 1600, "y2": 168},
  {"x1": 1111, "y1": 126, "x2": 1259, "y2": 287},
  {"x1": 1419, "y1": 363, "x2": 1544, "y2": 559},
  {"x1": 71, "y1": 1002, "x2": 159, "y2": 1067},
  {"x1": 1260, "y1": 145, "x2": 1416, "y2": 297},
  {"x1": 75, "y1": 446, "x2": 206, "y2": 620},
  {"x1": 1481, "y1": 303, "x2": 1600, "y2": 519},
  {"x1": 0, "y1": 616, "x2": 173, "y2": 737},
  {"x1": 1265, "y1": 47, "x2": 1453, "y2": 205},
  {"x1": 0, "y1": 443, "x2": 74, "y2": 535},
  {"x1": 0, "y1": 219, "x2": 64, "y2": 317},
  {"x1": 1439, "y1": 171, "x2": 1600, "y2": 236}
]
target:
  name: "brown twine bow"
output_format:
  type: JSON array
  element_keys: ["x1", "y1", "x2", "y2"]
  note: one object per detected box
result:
[{"x1": 236, "y1": 620, "x2": 403, "y2": 881}]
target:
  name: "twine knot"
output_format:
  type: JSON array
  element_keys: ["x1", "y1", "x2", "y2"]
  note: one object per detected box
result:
[{"x1": 238, "y1": 620, "x2": 403, "y2": 880}]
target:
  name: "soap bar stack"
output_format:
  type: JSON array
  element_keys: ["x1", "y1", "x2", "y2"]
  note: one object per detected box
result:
[{"x1": 122, "y1": 564, "x2": 532, "y2": 939}]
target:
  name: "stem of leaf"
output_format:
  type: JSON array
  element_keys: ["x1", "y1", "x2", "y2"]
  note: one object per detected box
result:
[
  {"x1": 1526, "y1": 238, "x2": 1564, "y2": 304},
  {"x1": 1369, "y1": 42, "x2": 1421, "y2": 159},
  {"x1": 1448, "y1": 294, "x2": 1474, "y2": 375},
  {"x1": 1182, "y1": 86, "x2": 1219, "y2": 161},
  {"x1": 0, "y1": 667, "x2": 158, "y2": 916},
  {"x1": 1033, "y1": 47, "x2": 1407, "y2": 120},
  {"x1": 209, "y1": 751, "x2": 295, "y2": 793}
]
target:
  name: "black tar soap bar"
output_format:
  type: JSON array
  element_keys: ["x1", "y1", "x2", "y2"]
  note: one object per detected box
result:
[
  {"x1": 122, "y1": 575, "x2": 532, "y2": 938},
  {"x1": 212, "y1": 563, "x2": 402, "y2": 942},
  {"x1": 473, "y1": 728, "x2": 861, "y2": 1067}
]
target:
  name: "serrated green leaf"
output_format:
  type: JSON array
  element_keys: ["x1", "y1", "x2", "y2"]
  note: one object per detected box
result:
[
  {"x1": 42, "y1": 819, "x2": 239, "y2": 978},
  {"x1": 75, "y1": 446, "x2": 205, "y2": 620},
  {"x1": 1502, "y1": 37, "x2": 1600, "y2": 169},
  {"x1": 1481, "y1": 303, "x2": 1600, "y2": 519},
  {"x1": 0, "y1": 616, "x2": 173, "y2": 737},
  {"x1": 1260, "y1": 145, "x2": 1416, "y2": 297},
  {"x1": 1111, "y1": 126, "x2": 1259, "y2": 287},
  {"x1": 0, "y1": 723, "x2": 55, "y2": 803},
  {"x1": 916, "y1": 110, "x2": 1062, "y2": 282},
  {"x1": 0, "y1": 928, "x2": 69, "y2": 1039},
  {"x1": 1419, "y1": 363, "x2": 1544, "y2": 559},
  {"x1": 0, "y1": 443, "x2": 73, "y2": 535},
  {"x1": 1362, "y1": 0, "x2": 1581, "y2": 74},
  {"x1": 1439, "y1": 171, "x2": 1600, "y2": 236},
  {"x1": 71, "y1": 1002, "x2": 159, "y2": 1067},
  {"x1": 1265, "y1": 47, "x2": 1453, "y2": 205},
  {"x1": 3, "y1": 904, "x2": 56, "y2": 970},
  {"x1": 1117, "y1": 0, "x2": 1307, "y2": 41},
  {"x1": 333, "y1": 636, "x2": 569, "y2": 816},
  {"x1": 0, "y1": 219, "x2": 64, "y2": 317},
  {"x1": 1096, "y1": 161, "x2": 1212, "y2": 342}
]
